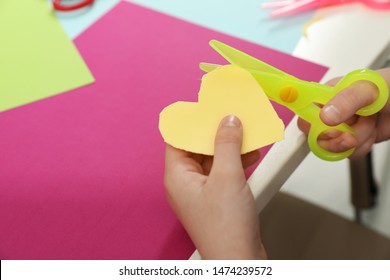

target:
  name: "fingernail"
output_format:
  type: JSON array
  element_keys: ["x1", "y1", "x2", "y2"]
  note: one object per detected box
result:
[
  {"x1": 221, "y1": 115, "x2": 241, "y2": 127},
  {"x1": 323, "y1": 105, "x2": 341, "y2": 124}
]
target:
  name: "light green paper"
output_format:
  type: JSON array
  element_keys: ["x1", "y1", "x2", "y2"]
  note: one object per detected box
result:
[{"x1": 0, "y1": 0, "x2": 94, "y2": 112}]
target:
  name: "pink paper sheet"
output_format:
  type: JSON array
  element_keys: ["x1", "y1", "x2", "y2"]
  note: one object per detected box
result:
[{"x1": 0, "y1": 2, "x2": 328, "y2": 259}]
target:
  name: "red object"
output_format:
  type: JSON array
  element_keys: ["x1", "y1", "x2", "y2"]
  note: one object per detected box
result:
[{"x1": 52, "y1": 0, "x2": 94, "y2": 12}]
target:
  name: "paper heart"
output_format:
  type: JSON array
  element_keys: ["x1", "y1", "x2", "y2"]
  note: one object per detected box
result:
[{"x1": 159, "y1": 65, "x2": 284, "y2": 155}]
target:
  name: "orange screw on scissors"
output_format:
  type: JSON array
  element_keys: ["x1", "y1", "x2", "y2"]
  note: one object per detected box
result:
[{"x1": 52, "y1": 0, "x2": 95, "y2": 12}]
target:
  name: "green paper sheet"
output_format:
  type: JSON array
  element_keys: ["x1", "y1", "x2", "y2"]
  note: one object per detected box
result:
[{"x1": 0, "y1": 0, "x2": 94, "y2": 112}]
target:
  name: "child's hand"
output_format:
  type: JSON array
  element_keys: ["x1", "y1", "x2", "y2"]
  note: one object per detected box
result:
[
  {"x1": 164, "y1": 115, "x2": 267, "y2": 259},
  {"x1": 298, "y1": 68, "x2": 390, "y2": 160}
]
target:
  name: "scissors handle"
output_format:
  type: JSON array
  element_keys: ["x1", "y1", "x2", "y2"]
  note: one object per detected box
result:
[
  {"x1": 332, "y1": 69, "x2": 389, "y2": 116},
  {"x1": 299, "y1": 103, "x2": 355, "y2": 161},
  {"x1": 308, "y1": 121, "x2": 355, "y2": 161}
]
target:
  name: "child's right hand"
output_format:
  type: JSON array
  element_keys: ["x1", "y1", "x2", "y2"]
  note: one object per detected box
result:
[{"x1": 298, "y1": 67, "x2": 390, "y2": 160}]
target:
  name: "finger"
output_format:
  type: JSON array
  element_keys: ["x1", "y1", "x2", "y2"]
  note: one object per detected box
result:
[
  {"x1": 315, "y1": 114, "x2": 376, "y2": 154},
  {"x1": 376, "y1": 113, "x2": 390, "y2": 142},
  {"x1": 353, "y1": 115, "x2": 377, "y2": 144},
  {"x1": 210, "y1": 115, "x2": 245, "y2": 180},
  {"x1": 317, "y1": 131, "x2": 357, "y2": 153},
  {"x1": 325, "y1": 76, "x2": 341, "y2": 87},
  {"x1": 349, "y1": 138, "x2": 375, "y2": 160},
  {"x1": 164, "y1": 144, "x2": 202, "y2": 180},
  {"x1": 297, "y1": 118, "x2": 311, "y2": 135},
  {"x1": 320, "y1": 80, "x2": 379, "y2": 126},
  {"x1": 165, "y1": 144, "x2": 190, "y2": 169}
]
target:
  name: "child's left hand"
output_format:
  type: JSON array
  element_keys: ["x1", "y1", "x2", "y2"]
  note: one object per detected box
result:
[{"x1": 164, "y1": 115, "x2": 267, "y2": 259}]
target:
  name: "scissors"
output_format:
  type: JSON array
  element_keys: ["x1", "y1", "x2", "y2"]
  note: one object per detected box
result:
[
  {"x1": 52, "y1": 0, "x2": 94, "y2": 12},
  {"x1": 261, "y1": 0, "x2": 390, "y2": 17},
  {"x1": 200, "y1": 40, "x2": 388, "y2": 161}
]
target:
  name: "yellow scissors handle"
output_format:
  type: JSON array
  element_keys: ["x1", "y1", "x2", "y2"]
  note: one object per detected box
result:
[
  {"x1": 331, "y1": 69, "x2": 389, "y2": 116},
  {"x1": 297, "y1": 103, "x2": 355, "y2": 161}
]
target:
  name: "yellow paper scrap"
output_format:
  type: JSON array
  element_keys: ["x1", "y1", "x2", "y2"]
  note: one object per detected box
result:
[
  {"x1": 0, "y1": 0, "x2": 94, "y2": 112},
  {"x1": 159, "y1": 65, "x2": 284, "y2": 155}
]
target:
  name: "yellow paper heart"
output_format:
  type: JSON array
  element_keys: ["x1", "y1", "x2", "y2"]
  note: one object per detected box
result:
[{"x1": 159, "y1": 65, "x2": 284, "y2": 155}]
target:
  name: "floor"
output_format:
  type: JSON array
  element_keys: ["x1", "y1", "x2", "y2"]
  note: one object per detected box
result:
[{"x1": 261, "y1": 191, "x2": 390, "y2": 259}]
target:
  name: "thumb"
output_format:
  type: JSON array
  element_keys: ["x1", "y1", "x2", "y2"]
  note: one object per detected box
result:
[
  {"x1": 210, "y1": 115, "x2": 245, "y2": 180},
  {"x1": 320, "y1": 80, "x2": 378, "y2": 126}
]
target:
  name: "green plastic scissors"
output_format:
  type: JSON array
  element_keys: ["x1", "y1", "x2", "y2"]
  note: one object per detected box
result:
[{"x1": 200, "y1": 40, "x2": 389, "y2": 161}]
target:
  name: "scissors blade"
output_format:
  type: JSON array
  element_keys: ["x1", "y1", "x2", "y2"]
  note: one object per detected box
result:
[
  {"x1": 199, "y1": 62, "x2": 221, "y2": 73},
  {"x1": 209, "y1": 40, "x2": 289, "y2": 77}
]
